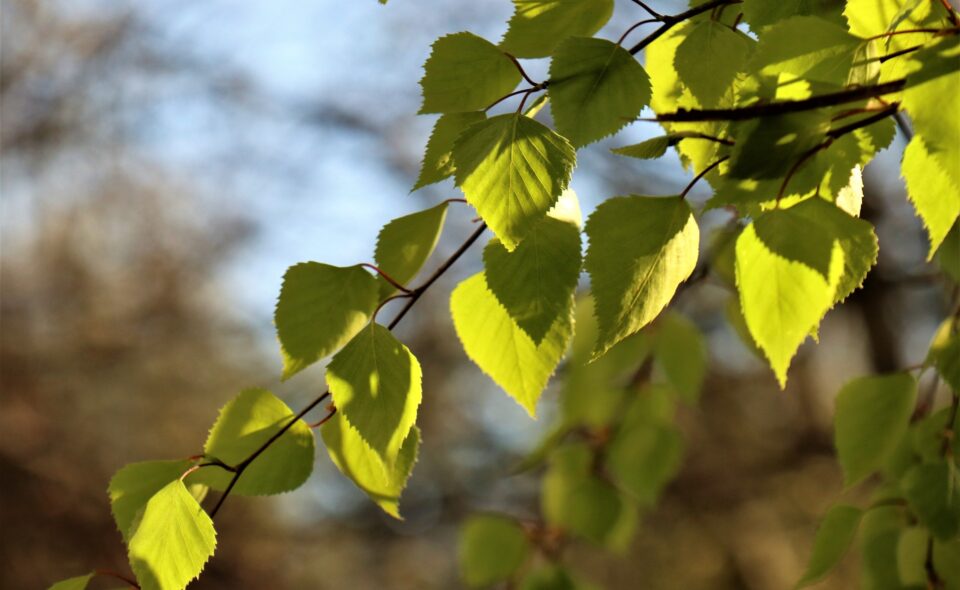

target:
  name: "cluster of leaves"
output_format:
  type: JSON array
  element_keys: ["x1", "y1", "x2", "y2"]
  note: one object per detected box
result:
[{"x1": 51, "y1": 0, "x2": 960, "y2": 588}]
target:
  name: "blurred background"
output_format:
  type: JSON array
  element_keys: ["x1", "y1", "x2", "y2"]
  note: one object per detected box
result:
[{"x1": 1, "y1": 0, "x2": 954, "y2": 588}]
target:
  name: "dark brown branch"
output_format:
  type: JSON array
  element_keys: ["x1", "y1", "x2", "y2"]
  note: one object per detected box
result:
[
  {"x1": 655, "y1": 79, "x2": 906, "y2": 122},
  {"x1": 630, "y1": 0, "x2": 663, "y2": 20},
  {"x1": 388, "y1": 223, "x2": 487, "y2": 330},
  {"x1": 628, "y1": 0, "x2": 742, "y2": 56}
]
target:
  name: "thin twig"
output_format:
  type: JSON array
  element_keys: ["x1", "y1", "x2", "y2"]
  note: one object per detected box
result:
[
  {"x1": 617, "y1": 18, "x2": 660, "y2": 46},
  {"x1": 630, "y1": 0, "x2": 663, "y2": 20},
  {"x1": 309, "y1": 405, "x2": 337, "y2": 429},
  {"x1": 485, "y1": 86, "x2": 543, "y2": 112},
  {"x1": 94, "y1": 569, "x2": 141, "y2": 589},
  {"x1": 388, "y1": 223, "x2": 487, "y2": 330},
  {"x1": 680, "y1": 156, "x2": 729, "y2": 199},
  {"x1": 628, "y1": 0, "x2": 742, "y2": 56},
  {"x1": 504, "y1": 53, "x2": 540, "y2": 87},
  {"x1": 866, "y1": 27, "x2": 952, "y2": 40},
  {"x1": 361, "y1": 263, "x2": 411, "y2": 294}
]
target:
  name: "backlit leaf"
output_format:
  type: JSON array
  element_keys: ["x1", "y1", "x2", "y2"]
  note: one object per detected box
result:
[
  {"x1": 326, "y1": 323, "x2": 422, "y2": 466},
  {"x1": 127, "y1": 481, "x2": 216, "y2": 590},
  {"x1": 751, "y1": 16, "x2": 863, "y2": 85},
  {"x1": 483, "y1": 190, "x2": 582, "y2": 344},
  {"x1": 109, "y1": 459, "x2": 192, "y2": 541},
  {"x1": 452, "y1": 113, "x2": 576, "y2": 250},
  {"x1": 735, "y1": 205, "x2": 845, "y2": 386},
  {"x1": 586, "y1": 195, "x2": 699, "y2": 358},
  {"x1": 275, "y1": 263, "x2": 380, "y2": 379},
  {"x1": 321, "y1": 413, "x2": 419, "y2": 519},
  {"x1": 674, "y1": 20, "x2": 752, "y2": 107},
  {"x1": 500, "y1": 0, "x2": 614, "y2": 59},
  {"x1": 374, "y1": 203, "x2": 449, "y2": 297},
  {"x1": 451, "y1": 272, "x2": 572, "y2": 416},
  {"x1": 419, "y1": 33, "x2": 520, "y2": 114},
  {"x1": 413, "y1": 113, "x2": 485, "y2": 191},
  {"x1": 195, "y1": 388, "x2": 315, "y2": 496},
  {"x1": 549, "y1": 37, "x2": 651, "y2": 147}
]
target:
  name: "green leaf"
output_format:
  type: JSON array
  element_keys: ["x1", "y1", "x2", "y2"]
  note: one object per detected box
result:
[
  {"x1": 728, "y1": 112, "x2": 830, "y2": 181},
  {"x1": 937, "y1": 222, "x2": 960, "y2": 284},
  {"x1": 902, "y1": 36, "x2": 960, "y2": 163},
  {"x1": 326, "y1": 323, "x2": 422, "y2": 466},
  {"x1": 845, "y1": 0, "x2": 940, "y2": 52},
  {"x1": 453, "y1": 113, "x2": 576, "y2": 250},
  {"x1": 928, "y1": 318, "x2": 960, "y2": 392},
  {"x1": 611, "y1": 135, "x2": 675, "y2": 160},
  {"x1": 542, "y1": 444, "x2": 636, "y2": 550},
  {"x1": 607, "y1": 420, "x2": 683, "y2": 506},
  {"x1": 653, "y1": 312, "x2": 707, "y2": 404},
  {"x1": 483, "y1": 191, "x2": 582, "y2": 344},
  {"x1": 912, "y1": 407, "x2": 960, "y2": 462},
  {"x1": 896, "y1": 527, "x2": 929, "y2": 587},
  {"x1": 109, "y1": 460, "x2": 192, "y2": 541},
  {"x1": 127, "y1": 480, "x2": 216, "y2": 590},
  {"x1": 520, "y1": 566, "x2": 591, "y2": 590},
  {"x1": 742, "y1": 0, "x2": 826, "y2": 31},
  {"x1": 735, "y1": 205, "x2": 845, "y2": 386},
  {"x1": 321, "y1": 413, "x2": 419, "y2": 519},
  {"x1": 419, "y1": 33, "x2": 520, "y2": 114},
  {"x1": 413, "y1": 113, "x2": 486, "y2": 191},
  {"x1": 374, "y1": 203, "x2": 449, "y2": 297},
  {"x1": 789, "y1": 197, "x2": 878, "y2": 305},
  {"x1": 548, "y1": 37, "x2": 651, "y2": 147},
  {"x1": 451, "y1": 272, "x2": 572, "y2": 416},
  {"x1": 459, "y1": 515, "x2": 531, "y2": 587},
  {"x1": 586, "y1": 195, "x2": 699, "y2": 358},
  {"x1": 500, "y1": 0, "x2": 614, "y2": 59},
  {"x1": 275, "y1": 262, "x2": 380, "y2": 379},
  {"x1": 48, "y1": 574, "x2": 94, "y2": 590},
  {"x1": 902, "y1": 462, "x2": 960, "y2": 540},
  {"x1": 901, "y1": 136, "x2": 960, "y2": 257},
  {"x1": 674, "y1": 20, "x2": 752, "y2": 106},
  {"x1": 195, "y1": 388, "x2": 315, "y2": 496},
  {"x1": 934, "y1": 537, "x2": 960, "y2": 589},
  {"x1": 751, "y1": 16, "x2": 863, "y2": 85},
  {"x1": 834, "y1": 373, "x2": 917, "y2": 487},
  {"x1": 796, "y1": 505, "x2": 863, "y2": 587},
  {"x1": 859, "y1": 505, "x2": 905, "y2": 590},
  {"x1": 835, "y1": 165, "x2": 864, "y2": 217}
]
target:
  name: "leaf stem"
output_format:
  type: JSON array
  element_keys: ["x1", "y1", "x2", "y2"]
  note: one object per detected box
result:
[
  {"x1": 504, "y1": 53, "x2": 540, "y2": 87},
  {"x1": 361, "y1": 263, "x2": 412, "y2": 294},
  {"x1": 309, "y1": 405, "x2": 337, "y2": 429},
  {"x1": 94, "y1": 569, "x2": 141, "y2": 589},
  {"x1": 866, "y1": 27, "x2": 954, "y2": 40},
  {"x1": 630, "y1": 0, "x2": 663, "y2": 20},
  {"x1": 617, "y1": 18, "x2": 660, "y2": 46},
  {"x1": 680, "y1": 156, "x2": 729, "y2": 199}
]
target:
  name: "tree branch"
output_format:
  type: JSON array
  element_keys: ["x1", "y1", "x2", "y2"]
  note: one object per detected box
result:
[
  {"x1": 209, "y1": 221, "x2": 488, "y2": 517},
  {"x1": 628, "y1": 0, "x2": 742, "y2": 56},
  {"x1": 654, "y1": 79, "x2": 906, "y2": 122}
]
